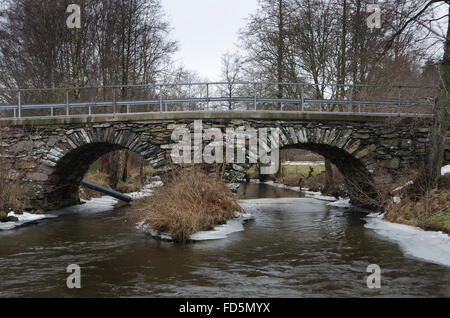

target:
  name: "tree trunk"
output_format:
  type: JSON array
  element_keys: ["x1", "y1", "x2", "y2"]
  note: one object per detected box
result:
[
  {"x1": 139, "y1": 157, "x2": 144, "y2": 187},
  {"x1": 99, "y1": 155, "x2": 109, "y2": 173},
  {"x1": 109, "y1": 152, "x2": 120, "y2": 189},
  {"x1": 323, "y1": 159, "x2": 336, "y2": 195},
  {"x1": 122, "y1": 151, "x2": 130, "y2": 182},
  {"x1": 426, "y1": 6, "x2": 450, "y2": 189}
]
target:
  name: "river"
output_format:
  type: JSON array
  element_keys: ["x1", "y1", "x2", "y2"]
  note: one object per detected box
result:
[{"x1": 0, "y1": 182, "x2": 449, "y2": 297}]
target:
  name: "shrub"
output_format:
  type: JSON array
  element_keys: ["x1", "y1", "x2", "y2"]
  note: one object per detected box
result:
[{"x1": 136, "y1": 167, "x2": 242, "y2": 243}]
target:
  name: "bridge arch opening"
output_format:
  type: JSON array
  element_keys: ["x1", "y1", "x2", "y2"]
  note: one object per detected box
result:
[
  {"x1": 258, "y1": 143, "x2": 378, "y2": 208},
  {"x1": 45, "y1": 141, "x2": 157, "y2": 210},
  {"x1": 47, "y1": 142, "x2": 127, "y2": 209}
]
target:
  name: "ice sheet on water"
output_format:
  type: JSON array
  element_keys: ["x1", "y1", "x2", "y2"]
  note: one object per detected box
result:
[
  {"x1": 137, "y1": 211, "x2": 254, "y2": 242},
  {"x1": 364, "y1": 215, "x2": 450, "y2": 267},
  {"x1": 190, "y1": 212, "x2": 253, "y2": 241},
  {"x1": 327, "y1": 198, "x2": 352, "y2": 208},
  {"x1": 303, "y1": 190, "x2": 337, "y2": 202}
]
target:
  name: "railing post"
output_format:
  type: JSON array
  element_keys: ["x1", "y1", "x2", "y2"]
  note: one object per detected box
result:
[
  {"x1": 17, "y1": 90, "x2": 22, "y2": 118},
  {"x1": 112, "y1": 87, "x2": 116, "y2": 114},
  {"x1": 188, "y1": 84, "x2": 191, "y2": 111},
  {"x1": 253, "y1": 83, "x2": 257, "y2": 111},
  {"x1": 397, "y1": 86, "x2": 401, "y2": 114},
  {"x1": 349, "y1": 86, "x2": 353, "y2": 112},
  {"x1": 66, "y1": 89, "x2": 70, "y2": 116},
  {"x1": 159, "y1": 85, "x2": 163, "y2": 112},
  {"x1": 206, "y1": 83, "x2": 209, "y2": 110},
  {"x1": 301, "y1": 85, "x2": 304, "y2": 112},
  {"x1": 51, "y1": 107, "x2": 54, "y2": 117}
]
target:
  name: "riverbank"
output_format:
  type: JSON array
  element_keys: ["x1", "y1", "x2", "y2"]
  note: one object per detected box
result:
[
  {"x1": 269, "y1": 163, "x2": 450, "y2": 234},
  {"x1": 384, "y1": 167, "x2": 450, "y2": 234}
]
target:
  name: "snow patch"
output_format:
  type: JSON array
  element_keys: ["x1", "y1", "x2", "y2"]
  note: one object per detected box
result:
[
  {"x1": 282, "y1": 161, "x2": 324, "y2": 166},
  {"x1": 364, "y1": 215, "x2": 450, "y2": 267},
  {"x1": 127, "y1": 180, "x2": 163, "y2": 199},
  {"x1": 442, "y1": 165, "x2": 450, "y2": 176},
  {"x1": 227, "y1": 183, "x2": 240, "y2": 191},
  {"x1": 0, "y1": 212, "x2": 57, "y2": 230},
  {"x1": 392, "y1": 180, "x2": 413, "y2": 192}
]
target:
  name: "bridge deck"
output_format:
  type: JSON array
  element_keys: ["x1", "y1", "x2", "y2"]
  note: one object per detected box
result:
[{"x1": 0, "y1": 111, "x2": 434, "y2": 126}]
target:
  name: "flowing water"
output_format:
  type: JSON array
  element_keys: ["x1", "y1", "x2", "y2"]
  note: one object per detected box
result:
[{"x1": 0, "y1": 183, "x2": 449, "y2": 297}]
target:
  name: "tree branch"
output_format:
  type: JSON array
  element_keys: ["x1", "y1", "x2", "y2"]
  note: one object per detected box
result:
[{"x1": 378, "y1": 0, "x2": 443, "y2": 60}]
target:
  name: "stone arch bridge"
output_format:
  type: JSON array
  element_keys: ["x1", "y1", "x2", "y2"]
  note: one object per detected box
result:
[{"x1": 0, "y1": 112, "x2": 448, "y2": 212}]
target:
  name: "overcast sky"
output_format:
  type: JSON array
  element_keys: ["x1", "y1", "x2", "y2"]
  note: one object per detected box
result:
[{"x1": 161, "y1": 0, "x2": 259, "y2": 80}]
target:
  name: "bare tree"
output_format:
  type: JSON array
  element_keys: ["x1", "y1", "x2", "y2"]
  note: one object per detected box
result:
[
  {"x1": 220, "y1": 51, "x2": 243, "y2": 110},
  {"x1": 0, "y1": 0, "x2": 178, "y2": 92},
  {"x1": 239, "y1": 0, "x2": 447, "y2": 193},
  {"x1": 378, "y1": 0, "x2": 449, "y2": 189},
  {"x1": 239, "y1": 0, "x2": 294, "y2": 96}
]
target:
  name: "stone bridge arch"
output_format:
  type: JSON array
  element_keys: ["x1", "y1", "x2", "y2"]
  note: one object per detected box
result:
[
  {"x1": 36, "y1": 125, "x2": 165, "y2": 211},
  {"x1": 34, "y1": 122, "x2": 381, "y2": 211},
  {"x1": 273, "y1": 125, "x2": 379, "y2": 205}
]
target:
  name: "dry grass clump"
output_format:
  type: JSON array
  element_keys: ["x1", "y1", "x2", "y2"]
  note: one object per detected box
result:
[{"x1": 136, "y1": 167, "x2": 242, "y2": 243}]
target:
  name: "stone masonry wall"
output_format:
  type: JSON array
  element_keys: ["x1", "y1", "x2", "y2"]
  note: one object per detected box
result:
[{"x1": 0, "y1": 116, "x2": 446, "y2": 212}]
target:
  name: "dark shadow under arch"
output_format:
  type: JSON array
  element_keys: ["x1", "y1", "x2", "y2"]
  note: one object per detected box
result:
[
  {"x1": 46, "y1": 142, "x2": 129, "y2": 210},
  {"x1": 280, "y1": 143, "x2": 377, "y2": 208}
]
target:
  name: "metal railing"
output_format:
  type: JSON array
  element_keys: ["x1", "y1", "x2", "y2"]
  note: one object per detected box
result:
[{"x1": 0, "y1": 82, "x2": 437, "y2": 119}]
